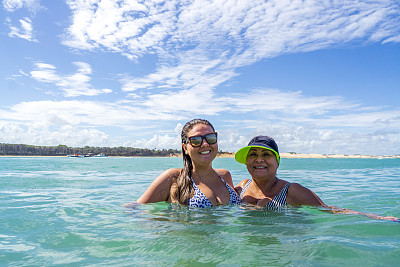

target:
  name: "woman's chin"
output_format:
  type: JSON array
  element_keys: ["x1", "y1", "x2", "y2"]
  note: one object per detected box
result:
[{"x1": 197, "y1": 152, "x2": 216, "y2": 163}]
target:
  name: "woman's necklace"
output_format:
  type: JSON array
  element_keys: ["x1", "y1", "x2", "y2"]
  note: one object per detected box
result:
[{"x1": 193, "y1": 169, "x2": 215, "y2": 181}]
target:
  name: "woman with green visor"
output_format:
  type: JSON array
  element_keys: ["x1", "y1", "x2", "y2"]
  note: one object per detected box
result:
[
  {"x1": 235, "y1": 135, "x2": 324, "y2": 209},
  {"x1": 234, "y1": 136, "x2": 400, "y2": 222}
]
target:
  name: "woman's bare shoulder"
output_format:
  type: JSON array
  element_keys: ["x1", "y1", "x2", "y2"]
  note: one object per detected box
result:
[
  {"x1": 215, "y1": 168, "x2": 232, "y2": 181},
  {"x1": 162, "y1": 168, "x2": 181, "y2": 177},
  {"x1": 287, "y1": 182, "x2": 325, "y2": 206},
  {"x1": 287, "y1": 182, "x2": 308, "y2": 192},
  {"x1": 215, "y1": 169, "x2": 234, "y2": 186},
  {"x1": 136, "y1": 168, "x2": 182, "y2": 204}
]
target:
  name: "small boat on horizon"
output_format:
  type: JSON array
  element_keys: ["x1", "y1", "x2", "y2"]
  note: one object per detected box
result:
[
  {"x1": 93, "y1": 153, "x2": 107, "y2": 157},
  {"x1": 67, "y1": 153, "x2": 84, "y2": 158}
]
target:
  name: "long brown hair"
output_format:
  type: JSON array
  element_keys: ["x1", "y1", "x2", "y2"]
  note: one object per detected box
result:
[{"x1": 171, "y1": 119, "x2": 215, "y2": 204}]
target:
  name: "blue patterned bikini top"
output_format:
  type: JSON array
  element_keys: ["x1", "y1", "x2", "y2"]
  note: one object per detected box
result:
[
  {"x1": 239, "y1": 180, "x2": 292, "y2": 210},
  {"x1": 188, "y1": 175, "x2": 241, "y2": 208}
]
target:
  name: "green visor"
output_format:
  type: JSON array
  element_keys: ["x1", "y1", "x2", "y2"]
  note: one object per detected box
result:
[{"x1": 234, "y1": 145, "x2": 280, "y2": 165}]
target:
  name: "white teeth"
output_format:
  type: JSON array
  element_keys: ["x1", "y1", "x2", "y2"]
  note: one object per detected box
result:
[
  {"x1": 200, "y1": 151, "x2": 211, "y2": 155},
  {"x1": 255, "y1": 166, "x2": 266, "y2": 169}
]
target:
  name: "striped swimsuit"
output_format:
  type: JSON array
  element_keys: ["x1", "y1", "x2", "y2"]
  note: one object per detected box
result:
[
  {"x1": 239, "y1": 180, "x2": 292, "y2": 210},
  {"x1": 188, "y1": 175, "x2": 241, "y2": 208}
]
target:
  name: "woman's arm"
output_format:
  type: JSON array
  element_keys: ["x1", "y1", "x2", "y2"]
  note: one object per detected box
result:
[
  {"x1": 287, "y1": 183, "x2": 399, "y2": 222},
  {"x1": 323, "y1": 205, "x2": 400, "y2": 222},
  {"x1": 125, "y1": 168, "x2": 180, "y2": 206}
]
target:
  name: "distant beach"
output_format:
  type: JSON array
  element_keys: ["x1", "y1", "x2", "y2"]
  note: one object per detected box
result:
[
  {"x1": 1, "y1": 152, "x2": 399, "y2": 159},
  {"x1": 279, "y1": 152, "x2": 400, "y2": 159},
  {"x1": 2, "y1": 143, "x2": 398, "y2": 159},
  {"x1": 216, "y1": 152, "x2": 400, "y2": 159}
]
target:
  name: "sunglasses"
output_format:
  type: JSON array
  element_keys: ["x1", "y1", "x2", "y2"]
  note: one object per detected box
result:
[{"x1": 186, "y1": 132, "x2": 218, "y2": 147}]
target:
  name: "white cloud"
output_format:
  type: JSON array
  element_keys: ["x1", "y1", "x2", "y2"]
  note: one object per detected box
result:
[
  {"x1": 0, "y1": 99, "x2": 179, "y2": 147},
  {"x1": 0, "y1": 99, "x2": 194, "y2": 135},
  {"x1": 0, "y1": 120, "x2": 110, "y2": 147},
  {"x1": 217, "y1": 120, "x2": 400, "y2": 156},
  {"x1": 1, "y1": 82, "x2": 399, "y2": 154},
  {"x1": 121, "y1": 86, "x2": 359, "y2": 124},
  {"x1": 220, "y1": 89, "x2": 358, "y2": 115},
  {"x1": 141, "y1": 87, "x2": 225, "y2": 116},
  {"x1": 3, "y1": 0, "x2": 400, "y2": 154},
  {"x1": 3, "y1": 0, "x2": 43, "y2": 41},
  {"x1": 123, "y1": 134, "x2": 181, "y2": 150},
  {"x1": 30, "y1": 62, "x2": 113, "y2": 97},
  {"x1": 7, "y1": 17, "x2": 37, "y2": 42},
  {"x1": 0, "y1": 100, "x2": 142, "y2": 127},
  {"x1": 63, "y1": 0, "x2": 400, "y2": 93},
  {"x1": 3, "y1": 0, "x2": 39, "y2": 11},
  {"x1": 63, "y1": 0, "x2": 175, "y2": 55},
  {"x1": 315, "y1": 110, "x2": 400, "y2": 129}
]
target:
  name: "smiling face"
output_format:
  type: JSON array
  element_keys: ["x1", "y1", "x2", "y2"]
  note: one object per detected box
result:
[
  {"x1": 246, "y1": 147, "x2": 279, "y2": 179},
  {"x1": 182, "y1": 123, "x2": 218, "y2": 167}
]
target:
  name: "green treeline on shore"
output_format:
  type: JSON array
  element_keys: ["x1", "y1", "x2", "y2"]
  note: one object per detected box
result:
[{"x1": 0, "y1": 143, "x2": 180, "y2": 157}]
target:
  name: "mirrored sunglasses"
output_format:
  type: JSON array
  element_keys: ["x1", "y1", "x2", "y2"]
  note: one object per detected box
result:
[{"x1": 187, "y1": 132, "x2": 218, "y2": 147}]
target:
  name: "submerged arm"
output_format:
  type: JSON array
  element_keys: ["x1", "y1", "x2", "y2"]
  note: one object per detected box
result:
[
  {"x1": 287, "y1": 183, "x2": 399, "y2": 222},
  {"x1": 322, "y1": 205, "x2": 400, "y2": 222}
]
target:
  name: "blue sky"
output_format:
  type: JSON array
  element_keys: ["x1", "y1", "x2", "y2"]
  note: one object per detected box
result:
[{"x1": 1, "y1": 0, "x2": 400, "y2": 155}]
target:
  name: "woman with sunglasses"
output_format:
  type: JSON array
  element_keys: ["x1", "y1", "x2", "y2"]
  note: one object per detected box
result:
[{"x1": 133, "y1": 119, "x2": 240, "y2": 207}]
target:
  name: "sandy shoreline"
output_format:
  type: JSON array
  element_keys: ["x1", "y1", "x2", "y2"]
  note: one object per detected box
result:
[
  {"x1": 217, "y1": 152, "x2": 400, "y2": 159},
  {"x1": 1, "y1": 153, "x2": 398, "y2": 159},
  {"x1": 279, "y1": 152, "x2": 400, "y2": 159}
]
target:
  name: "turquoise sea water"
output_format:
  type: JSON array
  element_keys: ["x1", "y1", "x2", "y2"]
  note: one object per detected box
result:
[{"x1": 1, "y1": 156, "x2": 399, "y2": 266}]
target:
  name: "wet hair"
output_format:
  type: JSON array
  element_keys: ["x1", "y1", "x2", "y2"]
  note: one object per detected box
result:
[{"x1": 171, "y1": 119, "x2": 215, "y2": 204}]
